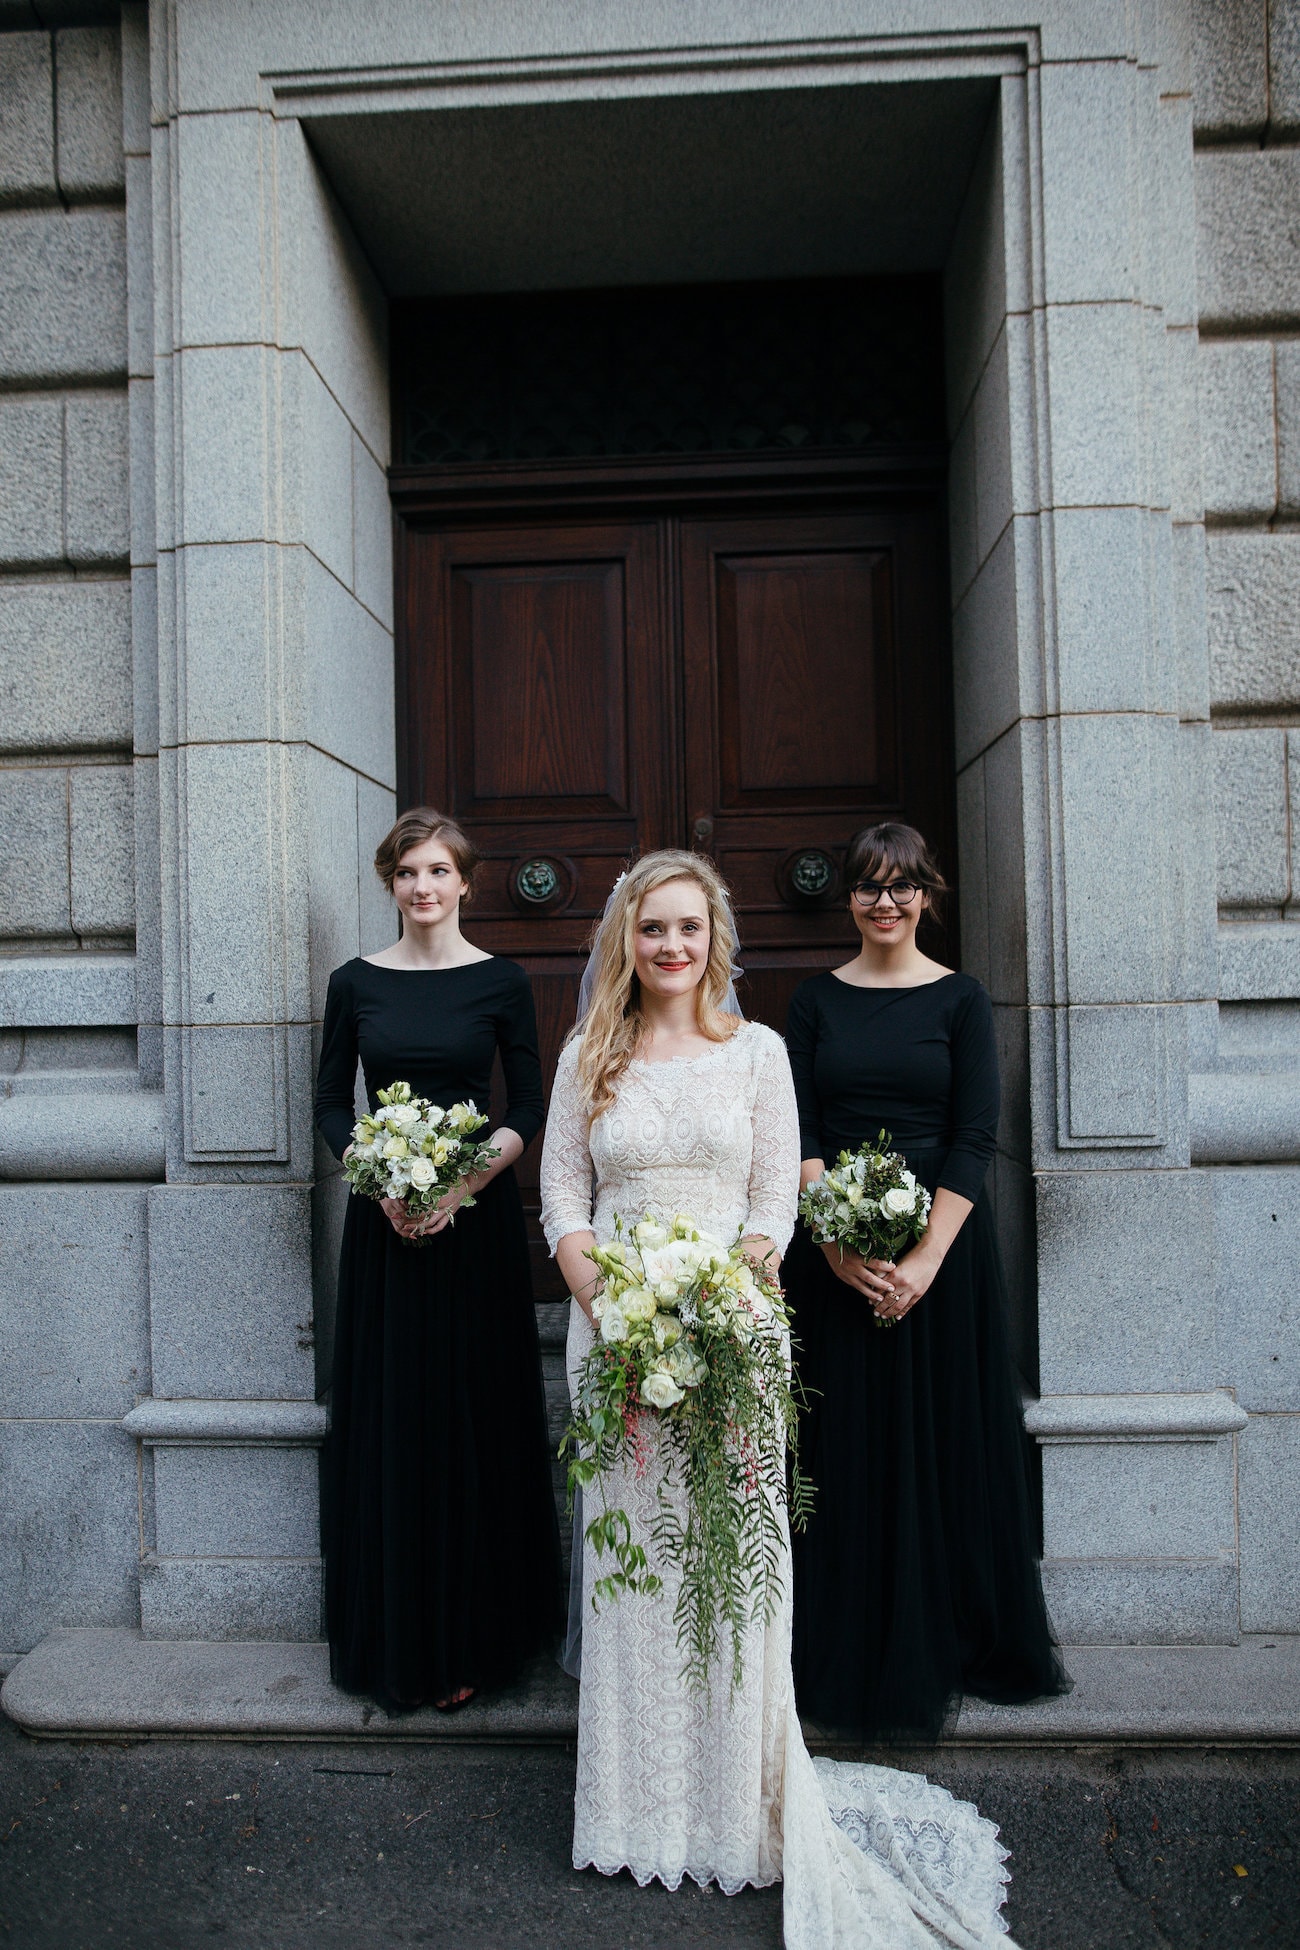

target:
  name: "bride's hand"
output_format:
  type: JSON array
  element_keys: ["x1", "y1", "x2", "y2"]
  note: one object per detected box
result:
[{"x1": 820, "y1": 1240, "x2": 896, "y2": 1309}]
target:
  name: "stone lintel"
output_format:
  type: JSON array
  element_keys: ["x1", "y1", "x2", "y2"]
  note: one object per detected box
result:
[
  {"x1": 0, "y1": 1090, "x2": 164, "y2": 1181},
  {"x1": 1190, "y1": 1073, "x2": 1300, "y2": 1165},
  {"x1": 0, "y1": 954, "x2": 136, "y2": 1029},
  {"x1": 1026, "y1": 1391, "x2": 1248, "y2": 1441},
  {"x1": 122, "y1": 1398, "x2": 326, "y2": 1444},
  {"x1": 1218, "y1": 923, "x2": 1300, "y2": 1002}
]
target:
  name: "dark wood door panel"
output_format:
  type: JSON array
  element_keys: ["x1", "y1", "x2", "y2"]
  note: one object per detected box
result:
[
  {"x1": 453, "y1": 556, "x2": 631, "y2": 815},
  {"x1": 681, "y1": 503, "x2": 955, "y2": 963},
  {"x1": 402, "y1": 518, "x2": 675, "y2": 841},
  {"x1": 715, "y1": 546, "x2": 897, "y2": 807},
  {"x1": 401, "y1": 516, "x2": 681, "y2": 960}
]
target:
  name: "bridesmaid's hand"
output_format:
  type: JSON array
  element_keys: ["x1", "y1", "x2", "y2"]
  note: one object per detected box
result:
[
  {"x1": 380, "y1": 1196, "x2": 424, "y2": 1239},
  {"x1": 873, "y1": 1245, "x2": 941, "y2": 1321},
  {"x1": 820, "y1": 1240, "x2": 895, "y2": 1308},
  {"x1": 414, "y1": 1182, "x2": 468, "y2": 1238}
]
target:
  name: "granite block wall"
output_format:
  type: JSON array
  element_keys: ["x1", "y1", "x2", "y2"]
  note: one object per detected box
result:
[
  {"x1": 1191, "y1": 0, "x2": 1300, "y2": 1632},
  {"x1": 0, "y1": 13, "x2": 158, "y2": 1658}
]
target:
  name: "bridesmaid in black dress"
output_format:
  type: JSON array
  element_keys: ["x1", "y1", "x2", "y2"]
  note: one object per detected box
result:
[
  {"x1": 786, "y1": 821, "x2": 1066, "y2": 1741},
  {"x1": 315, "y1": 807, "x2": 561, "y2": 1712}
]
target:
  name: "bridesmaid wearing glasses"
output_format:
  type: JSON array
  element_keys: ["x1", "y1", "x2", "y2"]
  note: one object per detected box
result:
[{"x1": 784, "y1": 821, "x2": 1066, "y2": 1741}]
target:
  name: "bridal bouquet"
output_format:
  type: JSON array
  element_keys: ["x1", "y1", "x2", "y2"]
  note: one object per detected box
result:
[
  {"x1": 343, "y1": 1081, "x2": 498, "y2": 1235},
  {"x1": 561, "y1": 1212, "x2": 812, "y2": 1694},
  {"x1": 798, "y1": 1131, "x2": 931, "y2": 1324}
]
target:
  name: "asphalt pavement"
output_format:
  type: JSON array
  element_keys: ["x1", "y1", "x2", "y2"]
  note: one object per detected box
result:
[{"x1": 1, "y1": 1719, "x2": 1296, "y2": 1948}]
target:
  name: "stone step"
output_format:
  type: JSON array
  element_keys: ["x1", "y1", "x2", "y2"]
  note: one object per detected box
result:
[{"x1": 4, "y1": 1629, "x2": 1298, "y2": 1745}]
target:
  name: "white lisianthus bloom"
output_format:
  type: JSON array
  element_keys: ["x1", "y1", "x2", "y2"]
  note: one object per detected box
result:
[
  {"x1": 450, "y1": 1103, "x2": 479, "y2": 1133},
  {"x1": 408, "y1": 1159, "x2": 437, "y2": 1190},
  {"x1": 845, "y1": 1183, "x2": 864, "y2": 1206},
  {"x1": 431, "y1": 1136, "x2": 452, "y2": 1166},
  {"x1": 632, "y1": 1219, "x2": 671, "y2": 1251},
  {"x1": 599, "y1": 1303, "x2": 630, "y2": 1344},
  {"x1": 389, "y1": 1103, "x2": 420, "y2": 1130},
  {"x1": 641, "y1": 1369, "x2": 685, "y2": 1410},
  {"x1": 652, "y1": 1314, "x2": 680, "y2": 1350},
  {"x1": 836, "y1": 1200, "x2": 854, "y2": 1222},
  {"x1": 666, "y1": 1342, "x2": 707, "y2": 1388},
  {"x1": 882, "y1": 1186, "x2": 918, "y2": 1217},
  {"x1": 382, "y1": 1135, "x2": 409, "y2": 1160}
]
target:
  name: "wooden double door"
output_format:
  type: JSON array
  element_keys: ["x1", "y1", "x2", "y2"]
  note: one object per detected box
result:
[{"x1": 398, "y1": 490, "x2": 954, "y2": 1289}]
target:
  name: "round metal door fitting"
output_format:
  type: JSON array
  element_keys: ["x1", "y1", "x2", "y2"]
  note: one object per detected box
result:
[
  {"x1": 507, "y1": 854, "x2": 576, "y2": 916},
  {"x1": 777, "y1": 847, "x2": 840, "y2": 908},
  {"x1": 516, "y1": 858, "x2": 559, "y2": 904}
]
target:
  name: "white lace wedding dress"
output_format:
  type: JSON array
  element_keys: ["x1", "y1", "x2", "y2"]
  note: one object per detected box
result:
[{"x1": 540, "y1": 1021, "x2": 1017, "y2": 1950}]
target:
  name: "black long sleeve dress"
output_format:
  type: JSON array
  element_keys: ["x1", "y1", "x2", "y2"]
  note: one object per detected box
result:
[
  {"x1": 315, "y1": 955, "x2": 562, "y2": 1710},
  {"x1": 784, "y1": 969, "x2": 1067, "y2": 1741}
]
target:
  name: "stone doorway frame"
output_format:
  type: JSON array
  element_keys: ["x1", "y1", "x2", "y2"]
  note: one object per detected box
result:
[{"x1": 139, "y1": 17, "x2": 1230, "y2": 1651}]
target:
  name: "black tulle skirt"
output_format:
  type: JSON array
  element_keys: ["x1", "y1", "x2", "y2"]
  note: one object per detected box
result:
[
  {"x1": 322, "y1": 1170, "x2": 563, "y2": 1711},
  {"x1": 788, "y1": 1148, "x2": 1068, "y2": 1742}
]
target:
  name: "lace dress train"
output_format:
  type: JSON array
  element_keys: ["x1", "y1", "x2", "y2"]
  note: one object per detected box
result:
[{"x1": 540, "y1": 1023, "x2": 1017, "y2": 1948}]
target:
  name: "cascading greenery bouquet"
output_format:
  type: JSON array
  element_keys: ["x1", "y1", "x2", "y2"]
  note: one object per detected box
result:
[
  {"x1": 561, "y1": 1212, "x2": 812, "y2": 1695},
  {"x1": 343, "y1": 1081, "x2": 498, "y2": 1239},
  {"x1": 798, "y1": 1129, "x2": 932, "y2": 1325}
]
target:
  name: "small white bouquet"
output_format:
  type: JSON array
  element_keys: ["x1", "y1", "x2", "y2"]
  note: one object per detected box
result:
[
  {"x1": 343, "y1": 1081, "x2": 498, "y2": 1240},
  {"x1": 562, "y1": 1212, "x2": 812, "y2": 1694},
  {"x1": 798, "y1": 1130, "x2": 932, "y2": 1325}
]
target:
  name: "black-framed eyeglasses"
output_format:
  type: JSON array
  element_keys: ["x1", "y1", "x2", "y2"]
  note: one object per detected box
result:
[{"x1": 851, "y1": 879, "x2": 921, "y2": 908}]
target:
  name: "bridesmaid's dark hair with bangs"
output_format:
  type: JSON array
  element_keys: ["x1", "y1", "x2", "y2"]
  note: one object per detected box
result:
[
  {"x1": 374, "y1": 807, "x2": 480, "y2": 898},
  {"x1": 843, "y1": 822, "x2": 949, "y2": 929}
]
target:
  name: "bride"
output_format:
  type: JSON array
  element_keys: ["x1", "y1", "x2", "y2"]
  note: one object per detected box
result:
[{"x1": 539, "y1": 850, "x2": 1019, "y2": 1949}]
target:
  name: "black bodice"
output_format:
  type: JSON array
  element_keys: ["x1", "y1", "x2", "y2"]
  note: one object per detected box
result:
[
  {"x1": 784, "y1": 969, "x2": 998, "y2": 1205},
  {"x1": 314, "y1": 956, "x2": 544, "y2": 1162}
]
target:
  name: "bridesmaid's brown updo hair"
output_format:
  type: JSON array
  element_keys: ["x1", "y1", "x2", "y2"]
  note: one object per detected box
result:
[
  {"x1": 374, "y1": 807, "x2": 480, "y2": 901},
  {"x1": 843, "y1": 821, "x2": 949, "y2": 929}
]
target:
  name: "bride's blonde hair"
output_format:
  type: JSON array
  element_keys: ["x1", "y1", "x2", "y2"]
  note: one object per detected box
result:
[{"x1": 575, "y1": 850, "x2": 740, "y2": 1120}]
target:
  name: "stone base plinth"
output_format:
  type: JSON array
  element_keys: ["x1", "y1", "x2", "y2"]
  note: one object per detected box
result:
[{"x1": 3, "y1": 1628, "x2": 1299, "y2": 1745}]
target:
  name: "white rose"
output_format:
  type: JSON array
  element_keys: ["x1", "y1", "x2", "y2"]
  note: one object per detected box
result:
[
  {"x1": 652, "y1": 1315, "x2": 680, "y2": 1350},
  {"x1": 882, "y1": 1186, "x2": 917, "y2": 1217},
  {"x1": 408, "y1": 1159, "x2": 437, "y2": 1190},
  {"x1": 599, "y1": 1304, "x2": 629, "y2": 1344},
  {"x1": 641, "y1": 1240, "x2": 702, "y2": 1288},
  {"x1": 640, "y1": 1369, "x2": 684, "y2": 1410},
  {"x1": 632, "y1": 1219, "x2": 671, "y2": 1250}
]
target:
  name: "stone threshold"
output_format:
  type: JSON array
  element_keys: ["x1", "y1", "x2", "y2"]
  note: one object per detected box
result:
[{"x1": 4, "y1": 1629, "x2": 1299, "y2": 1745}]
